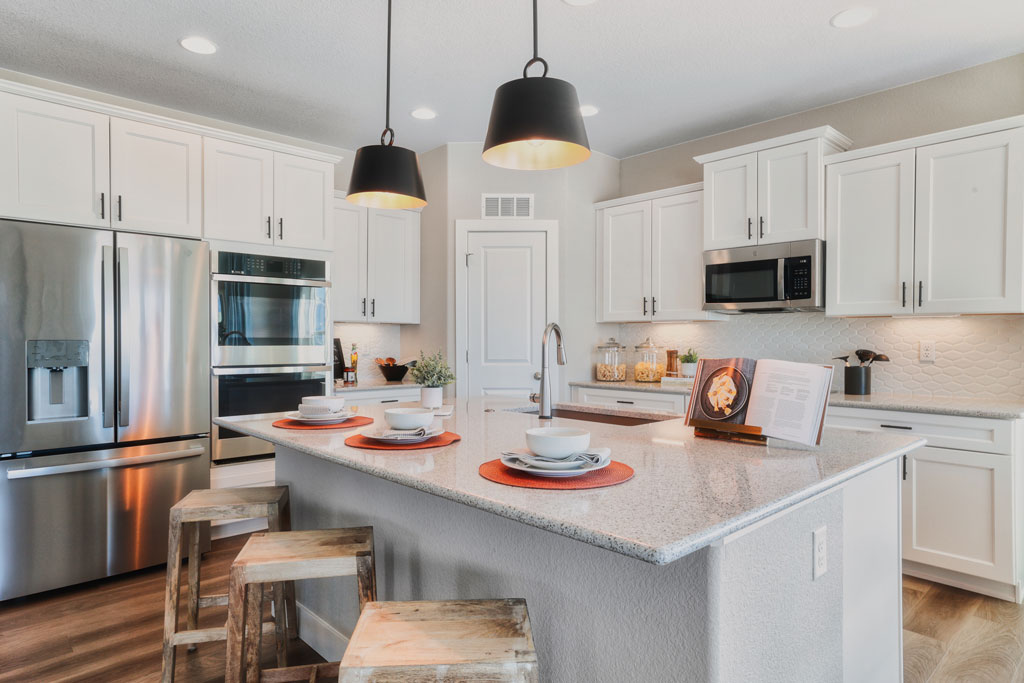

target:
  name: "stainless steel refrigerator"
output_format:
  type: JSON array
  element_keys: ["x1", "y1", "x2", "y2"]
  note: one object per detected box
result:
[{"x1": 0, "y1": 220, "x2": 210, "y2": 600}]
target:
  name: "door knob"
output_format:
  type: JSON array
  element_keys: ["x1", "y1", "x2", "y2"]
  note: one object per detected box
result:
[{"x1": 533, "y1": 372, "x2": 542, "y2": 380}]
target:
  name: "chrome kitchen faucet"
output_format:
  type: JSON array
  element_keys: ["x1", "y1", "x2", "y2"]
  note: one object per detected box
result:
[{"x1": 531, "y1": 322, "x2": 566, "y2": 419}]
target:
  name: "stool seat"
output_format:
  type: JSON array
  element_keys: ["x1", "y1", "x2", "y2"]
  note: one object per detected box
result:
[
  {"x1": 173, "y1": 486, "x2": 289, "y2": 522},
  {"x1": 338, "y1": 599, "x2": 538, "y2": 682}
]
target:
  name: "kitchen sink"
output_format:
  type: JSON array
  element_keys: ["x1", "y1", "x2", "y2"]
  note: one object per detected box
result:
[{"x1": 507, "y1": 406, "x2": 663, "y2": 426}]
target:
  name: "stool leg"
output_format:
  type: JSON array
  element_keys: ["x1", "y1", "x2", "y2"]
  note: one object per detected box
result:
[
  {"x1": 225, "y1": 567, "x2": 247, "y2": 683},
  {"x1": 244, "y1": 582, "x2": 264, "y2": 683},
  {"x1": 279, "y1": 499, "x2": 298, "y2": 640},
  {"x1": 266, "y1": 504, "x2": 288, "y2": 668},
  {"x1": 186, "y1": 521, "x2": 201, "y2": 652},
  {"x1": 160, "y1": 512, "x2": 183, "y2": 683},
  {"x1": 355, "y1": 529, "x2": 377, "y2": 612}
]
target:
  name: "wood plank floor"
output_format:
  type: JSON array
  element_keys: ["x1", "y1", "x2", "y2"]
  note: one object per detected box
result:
[{"x1": 0, "y1": 534, "x2": 324, "y2": 682}]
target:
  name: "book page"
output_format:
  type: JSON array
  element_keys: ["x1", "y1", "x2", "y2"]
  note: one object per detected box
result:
[{"x1": 744, "y1": 360, "x2": 833, "y2": 445}]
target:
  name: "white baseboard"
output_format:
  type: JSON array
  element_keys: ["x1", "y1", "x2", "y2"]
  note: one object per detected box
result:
[
  {"x1": 904, "y1": 560, "x2": 1021, "y2": 603},
  {"x1": 295, "y1": 601, "x2": 349, "y2": 662}
]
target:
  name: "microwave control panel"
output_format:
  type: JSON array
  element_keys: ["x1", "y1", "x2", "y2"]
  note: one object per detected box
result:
[
  {"x1": 217, "y1": 252, "x2": 326, "y2": 280},
  {"x1": 785, "y1": 256, "x2": 813, "y2": 299}
]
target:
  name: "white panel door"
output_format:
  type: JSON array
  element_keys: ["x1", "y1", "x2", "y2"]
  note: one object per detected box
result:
[
  {"x1": 273, "y1": 152, "x2": 333, "y2": 250},
  {"x1": 915, "y1": 128, "x2": 1024, "y2": 314},
  {"x1": 757, "y1": 139, "x2": 821, "y2": 245},
  {"x1": 825, "y1": 151, "x2": 916, "y2": 316},
  {"x1": 110, "y1": 118, "x2": 202, "y2": 237},
  {"x1": 466, "y1": 231, "x2": 546, "y2": 397},
  {"x1": 651, "y1": 192, "x2": 706, "y2": 321},
  {"x1": 0, "y1": 92, "x2": 109, "y2": 227},
  {"x1": 702, "y1": 152, "x2": 757, "y2": 250},
  {"x1": 903, "y1": 446, "x2": 1013, "y2": 583},
  {"x1": 599, "y1": 202, "x2": 651, "y2": 321},
  {"x1": 366, "y1": 209, "x2": 420, "y2": 324},
  {"x1": 330, "y1": 201, "x2": 368, "y2": 322},
  {"x1": 203, "y1": 138, "x2": 274, "y2": 245}
]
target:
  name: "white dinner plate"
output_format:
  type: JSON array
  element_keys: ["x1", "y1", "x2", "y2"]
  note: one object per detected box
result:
[
  {"x1": 499, "y1": 453, "x2": 611, "y2": 478},
  {"x1": 362, "y1": 428, "x2": 443, "y2": 445},
  {"x1": 285, "y1": 411, "x2": 356, "y2": 425},
  {"x1": 510, "y1": 448, "x2": 611, "y2": 471}
]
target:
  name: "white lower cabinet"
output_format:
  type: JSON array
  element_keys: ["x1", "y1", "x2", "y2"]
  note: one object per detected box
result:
[
  {"x1": 570, "y1": 386, "x2": 689, "y2": 414},
  {"x1": 338, "y1": 387, "x2": 421, "y2": 406}
]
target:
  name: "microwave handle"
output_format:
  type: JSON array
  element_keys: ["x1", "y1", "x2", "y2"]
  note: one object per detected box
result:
[{"x1": 777, "y1": 258, "x2": 786, "y2": 301}]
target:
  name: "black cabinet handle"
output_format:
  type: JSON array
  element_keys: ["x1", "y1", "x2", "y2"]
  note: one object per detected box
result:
[
  {"x1": 266, "y1": 216, "x2": 272, "y2": 239},
  {"x1": 100, "y1": 192, "x2": 105, "y2": 219},
  {"x1": 759, "y1": 216, "x2": 764, "y2": 239},
  {"x1": 880, "y1": 424, "x2": 912, "y2": 430},
  {"x1": 616, "y1": 400, "x2": 635, "y2": 405},
  {"x1": 643, "y1": 297, "x2": 648, "y2": 316},
  {"x1": 902, "y1": 454, "x2": 907, "y2": 481},
  {"x1": 918, "y1": 281, "x2": 923, "y2": 307},
  {"x1": 652, "y1": 297, "x2": 657, "y2": 315},
  {"x1": 278, "y1": 218, "x2": 284, "y2": 240},
  {"x1": 361, "y1": 297, "x2": 367, "y2": 316},
  {"x1": 380, "y1": 399, "x2": 399, "y2": 404},
  {"x1": 747, "y1": 218, "x2": 752, "y2": 240},
  {"x1": 902, "y1": 281, "x2": 907, "y2": 307},
  {"x1": 117, "y1": 195, "x2": 122, "y2": 221},
  {"x1": 371, "y1": 298, "x2": 376, "y2": 317}
]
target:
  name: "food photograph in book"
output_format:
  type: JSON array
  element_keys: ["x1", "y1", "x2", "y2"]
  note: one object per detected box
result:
[{"x1": 688, "y1": 358, "x2": 756, "y2": 425}]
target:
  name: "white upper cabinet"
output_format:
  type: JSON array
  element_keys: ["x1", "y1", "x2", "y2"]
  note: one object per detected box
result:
[
  {"x1": 697, "y1": 128, "x2": 851, "y2": 251},
  {"x1": 702, "y1": 153, "x2": 757, "y2": 250},
  {"x1": 203, "y1": 138, "x2": 274, "y2": 245},
  {"x1": 651, "y1": 192, "x2": 706, "y2": 320},
  {"x1": 598, "y1": 202, "x2": 651, "y2": 322},
  {"x1": 367, "y1": 209, "x2": 421, "y2": 324},
  {"x1": 826, "y1": 150, "x2": 916, "y2": 316},
  {"x1": 0, "y1": 92, "x2": 110, "y2": 227},
  {"x1": 914, "y1": 128, "x2": 1024, "y2": 315},
  {"x1": 273, "y1": 152, "x2": 333, "y2": 251},
  {"x1": 330, "y1": 200, "x2": 368, "y2": 322},
  {"x1": 110, "y1": 118, "x2": 202, "y2": 237}
]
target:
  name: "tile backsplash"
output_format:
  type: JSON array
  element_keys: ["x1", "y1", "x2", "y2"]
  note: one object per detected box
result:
[
  {"x1": 332, "y1": 323, "x2": 401, "y2": 370},
  {"x1": 618, "y1": 313, "x2": 1024, "y2": 399}
]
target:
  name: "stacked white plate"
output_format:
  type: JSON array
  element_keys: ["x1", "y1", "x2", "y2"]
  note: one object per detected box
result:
[
  {"x1": 285, "y1": 410, "x2": 356, "y2": 426},
  {"x1": 362, "y1": 427, "x2": 444, "y2": 445},
  {"x1": 500, "y1": 448, "x2": 611, "y2": 478}
]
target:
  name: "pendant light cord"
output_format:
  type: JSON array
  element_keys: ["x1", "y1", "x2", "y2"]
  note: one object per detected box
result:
[
  {"x1": 523, "y1": 0, "x2": 548, "y2": 77},
  {"x1": 381, "y1": 0, "x2": 395, "y2": 145}
]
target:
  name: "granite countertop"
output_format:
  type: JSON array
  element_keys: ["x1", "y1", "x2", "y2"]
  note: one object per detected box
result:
[
  {"x1": 569, "y1": 379, "x2": 694, "y2": 394},
  {"x1": 333, "y1": 377, "x2": 420, "y2": 393},
  {"x1": 828, "y1": 392, "x2": 1024, "y2": 420},
  {"x1": 216, "y1": 399, "x2": 923, "y2": 566}
]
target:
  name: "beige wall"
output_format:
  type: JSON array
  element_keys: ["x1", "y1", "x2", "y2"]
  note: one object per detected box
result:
[{"x1": 619, "y1": 52, "x2": 1024, "y2": 195}]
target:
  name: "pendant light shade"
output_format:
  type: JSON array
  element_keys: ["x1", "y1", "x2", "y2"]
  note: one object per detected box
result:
[
  {"x1": 347, "y1": 0, "x2": 426, "y2": 209},
  {"x1": 482, "y1": 0, "x2": 590, "y2": 170}
]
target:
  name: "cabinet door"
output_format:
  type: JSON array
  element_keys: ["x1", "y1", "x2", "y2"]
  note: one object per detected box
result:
[
  {"x1": 203, "y1": 138, "x2": 274, "y2": 245},
  {"x1": 914, "y1": 128, "x2": 1024, "y2": 314},
  {"x1": 0, "y1": 92, "x2": 110, "y2": 227},
  {"x1": 651, "y1": 192, "x2": 706, "y2": 321},
  {"x1": 903, "y1": 446, "x2": 1013, "y2": 583},
  {"x1": 825, "y1": 151, "x2": 916, "y2": 316},
  {"x1": 273, "y1": 152, "x2": 334, "y2": 250},
  {"x1": 599, "y1": 202, "x2": 651, "y2": 321},
  {"x1": 702, "y1": 152, "x2": 757, "y2": 250},
  {"x1": 366, "y1": 209, "x2": 420, "y2": 323},
  {"x1": 330, "y1": 200, "x2": 368, "y2": 322},
  {"x1": 110, "y1": 118, "x2": 202, "y2": 237},
  {"x1": 571, "y1": 387, "x2": 687, "y2": 414},
  {"x1": 757, "y1": 139, "x2": 822, "y2": 245}
]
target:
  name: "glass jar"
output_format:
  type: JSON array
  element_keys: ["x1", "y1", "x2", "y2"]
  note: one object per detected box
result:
[
  {"x1": 633, "y1": 337, "x2": 665, "y2": 382},
  {"x1": 594, "y1": 338, "x2": 627, "y2": 382}
]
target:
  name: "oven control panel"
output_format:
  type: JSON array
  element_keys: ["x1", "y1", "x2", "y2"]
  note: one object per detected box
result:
[{"x1": 217, "y1": 252, "x2": 326, "y2": 280}]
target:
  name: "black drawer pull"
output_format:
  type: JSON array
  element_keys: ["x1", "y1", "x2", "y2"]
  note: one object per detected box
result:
[
  {"x1": 380, "y1": 399, "x2": 399, "y2": 404},
  {"x1": 616, "y1": 400, "x2": 635, "y2": 405},
  {"x1": 880, "y1": 424, "x2": 912, "y2": 430}
]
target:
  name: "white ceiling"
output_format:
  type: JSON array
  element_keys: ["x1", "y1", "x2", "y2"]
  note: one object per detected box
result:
[{"x1": 1, "y1": 0, "x2": 1022, "y2": 158}]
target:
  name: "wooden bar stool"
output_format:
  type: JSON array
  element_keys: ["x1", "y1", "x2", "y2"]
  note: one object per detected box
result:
[
  {"x1": 161, "y1": 486, "x2": 297, "y2": 683},
  {"x1": 338, "y1": 599, "x2": 539, "y2": 682},
  {"x1": 225, "y1": 527, "x2": 377, "y2": 683}
]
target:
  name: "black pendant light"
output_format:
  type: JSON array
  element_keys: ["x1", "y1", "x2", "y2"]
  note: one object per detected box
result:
[
  {"x1": 482, "y1": 0, "x2": 590, "y2": 170},
  {"x1": 347, "y1": 0, "x2": 427, "y2": 209}
]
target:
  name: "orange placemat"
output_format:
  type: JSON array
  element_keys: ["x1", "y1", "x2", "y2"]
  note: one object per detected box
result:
[
  {"x1": 272, "y1": 416, "x2": 374, "y2": 430},
  {"x1": 478, "y1": 459, "x2": 634, "y2": 490},
  {"x1": 344, "y1": 432, "x2": 462, "y2": 450}
]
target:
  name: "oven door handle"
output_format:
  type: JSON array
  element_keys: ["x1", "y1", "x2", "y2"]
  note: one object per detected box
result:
[
  {"x1": 212, "y1": 273, "x2": 331, "y2": 288},
  {"x1": 211, "y1": 364, "x2": 333, "y2": 376},
  {"x1": 777, "y1": 258, "x2": 786, "y2": 301}
]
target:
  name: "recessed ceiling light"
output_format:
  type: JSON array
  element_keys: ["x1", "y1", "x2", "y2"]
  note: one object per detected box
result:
[
  {"x1": 829, "y1": 6, "x2": 877, "y2": 28},
  {"x1": 411, "y1": 107, "x2": 437, "y2": 120},
  {"x1": 179, "y1": 36, "x2": 217, "y2": 54},
  {"x1": 579, "y1": 104, "x2": 599, "y2": 117}
]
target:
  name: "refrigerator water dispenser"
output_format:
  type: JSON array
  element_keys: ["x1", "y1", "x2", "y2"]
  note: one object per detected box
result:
[{"x1": 26, "y1": 340, "x2": 89, "y2": 422}]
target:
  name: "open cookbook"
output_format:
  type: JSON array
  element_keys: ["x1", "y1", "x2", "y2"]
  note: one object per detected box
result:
[{"x1": 685, "y1": 358, "x2": 834, "y2": 446}]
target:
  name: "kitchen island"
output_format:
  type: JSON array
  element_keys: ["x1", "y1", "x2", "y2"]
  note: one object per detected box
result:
[{"x1": 217, "y1": 400, "x2": 924, "y2": 682}]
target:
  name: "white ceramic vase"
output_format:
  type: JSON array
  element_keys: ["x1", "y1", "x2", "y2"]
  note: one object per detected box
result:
[
  {"x1": 421, "y1": 386, "x2": 443, "y2": 409},
  {"x1": 680, "y1": 362, "x2": 698, "y2": 378}
]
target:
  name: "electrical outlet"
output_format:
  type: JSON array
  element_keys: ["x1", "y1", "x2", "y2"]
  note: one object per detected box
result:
[
  {"x1": 920, "y1": 340, "x2": 936, "y2": 363},
  {"x1": 813, "y1": 526, "x2": 827, "y2": 579}
]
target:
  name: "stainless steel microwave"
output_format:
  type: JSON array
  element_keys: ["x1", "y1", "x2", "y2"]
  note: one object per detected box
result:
[{"x1": 703, "y1": 239, "x2": 824, "y2": 313}]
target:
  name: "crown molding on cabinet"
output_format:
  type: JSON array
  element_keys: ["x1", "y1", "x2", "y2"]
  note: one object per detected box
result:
[
  {"x1": 824, "y1": 114, "x2": 1024, "y2": 165},
  {"x1": 593, "y1": 181, "x2": 704, "y2": 210},
  {"x1": 693, "y1": 126, "x2": 853, "y2": 164},
  {"x1": 0, "y1": 77, "x2": 343, "y2": 165}
]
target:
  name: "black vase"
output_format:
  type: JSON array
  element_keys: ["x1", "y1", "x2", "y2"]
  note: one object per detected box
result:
[{"x1": 845, "y1": 366, "x2": 871, "y2": 395}]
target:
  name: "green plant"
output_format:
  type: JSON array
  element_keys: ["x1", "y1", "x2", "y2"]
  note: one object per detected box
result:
[
  {"x1": 409, "y1": 350, "x2": 456, "y2": 387},
  {"x1": 680, "y1": 348, "x2": 699, "y2": 363}
]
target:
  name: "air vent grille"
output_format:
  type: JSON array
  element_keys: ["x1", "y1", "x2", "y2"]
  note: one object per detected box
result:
[{"x1": 481, "y1": 194, "x2": 534, "y2": 218}]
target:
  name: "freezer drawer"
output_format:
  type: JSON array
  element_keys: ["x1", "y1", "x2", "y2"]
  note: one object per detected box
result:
[{"x1": 0, "y1": 438, "x2": 210, "y2": 600}]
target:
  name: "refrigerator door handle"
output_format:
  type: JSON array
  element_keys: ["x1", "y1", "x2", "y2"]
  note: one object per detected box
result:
[
  {"x1": 102, "y1": 246, "x2": 116, "y2": 428},
  {"x1": 117, "y1": 247, "x2": 130, "y2": 428},
  {"x1": 6, "y1": 446, "x2": 205, "y2": 479}
]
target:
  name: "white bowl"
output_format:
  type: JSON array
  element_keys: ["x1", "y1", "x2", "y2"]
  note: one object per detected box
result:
[
  {"x1": 298, "y1": 403, "x2": 345, "y2": 417},
  {"x1": 301, "y1": 395, "x2": 345, "y2": 411},
  {"x1": 384, "y1": 408, "x2": 435, "y2": 430},
  {"x1": 525, "y1": 427, "x2": 591, "y2": 460}
]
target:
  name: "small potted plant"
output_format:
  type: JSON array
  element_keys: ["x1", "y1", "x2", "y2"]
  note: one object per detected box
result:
[
  {"x1": 680, "y1": 348, "x2": 699, "y2": 378},
  {"x1": 409, "y1": 350, "x2": 455, "y2": 409}
]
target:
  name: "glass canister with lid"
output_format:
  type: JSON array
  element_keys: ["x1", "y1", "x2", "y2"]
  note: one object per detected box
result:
[
  {"x1": 594, "y1": 338, "x2": 627, "y2": 382},
  {"x1": 633, "y1": 337, "x2": 666, "y2": 382}
]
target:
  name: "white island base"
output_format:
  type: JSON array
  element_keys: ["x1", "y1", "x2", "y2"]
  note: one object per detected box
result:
[{"x1": 274, "y1": 447, "x2": 902, "y2": 682}]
